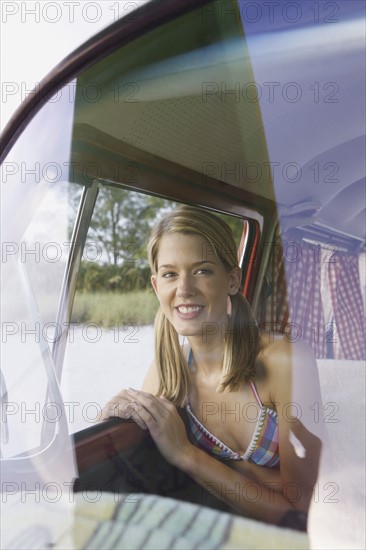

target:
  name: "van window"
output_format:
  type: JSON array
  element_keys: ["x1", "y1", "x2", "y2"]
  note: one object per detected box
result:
[{"x1": 62, "y1": 186, "x2": 248, "y2": 433}]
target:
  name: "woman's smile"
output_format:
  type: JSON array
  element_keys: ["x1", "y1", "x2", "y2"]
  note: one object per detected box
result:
[
  {"x1": 175, "y1": 304, "x2": 205, "y2": 319},
  {"x1": 150, "y1": 232, "x2": 240, "y2": 339}
]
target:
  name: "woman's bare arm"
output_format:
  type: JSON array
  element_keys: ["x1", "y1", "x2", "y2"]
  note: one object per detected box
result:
[
  {"x1": 105, "y1": 341, "x2": 321, "y2": 523},
  {"x1": 262, "y1": 338, "x2": 323, "y2": 512},
  {"x1": 178, "y1": 339, "x2": 323, "y2": 520},
  {"x1": 125, "y1": 387, "x2": 295, "y2": 525}
]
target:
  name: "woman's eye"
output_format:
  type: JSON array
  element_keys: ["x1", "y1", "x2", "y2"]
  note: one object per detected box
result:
[
  {"x1": 196, "y1": 269, "x2": 212, "y2": 275},
  {"x1": 162, "y1": 272, "x2": 176, "y2": 278}
]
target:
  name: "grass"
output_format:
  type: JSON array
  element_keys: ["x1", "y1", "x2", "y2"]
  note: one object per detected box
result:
[{"x1": 71, "y1": 290, "x2": 159, "y2": 327}]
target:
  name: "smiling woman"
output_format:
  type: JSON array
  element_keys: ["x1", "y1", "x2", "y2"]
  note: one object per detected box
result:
[
  {"x1": 147, "y1": 206, "x2": 257, "y2": 405},
  {"x1": 101, "y1": 205, "x2": 322, "y2": 529},
  {"x1": 1, "y1": 0, "x2": 364, "y2": 548}
]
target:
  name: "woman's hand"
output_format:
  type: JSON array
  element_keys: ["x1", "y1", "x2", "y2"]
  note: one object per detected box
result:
[
  {"x1": 125, "y1": 388, "x2": 193, "y2": 468},
  {"x1": 99, "y1": 389, "x2": 147, "y2": 429}
]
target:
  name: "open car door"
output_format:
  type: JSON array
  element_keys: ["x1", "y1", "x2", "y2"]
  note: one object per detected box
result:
[{"x1": 1, "y1": 1, "x2": 365, "y2": 549}]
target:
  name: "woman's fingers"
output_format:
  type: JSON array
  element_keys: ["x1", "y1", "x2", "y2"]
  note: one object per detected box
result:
[
  {"x1": 100, "y1": 392, "x2": 147, "y2": 429},
  {"x1": 100, "y1": 388, "x2": 174, "y2": 432},
  {"x1": 126, "y1": 388, "x2": 170, "y2": 420},
  {"x1": 125, "y1": 389, "x2": 157, "y2": 424},
  {"x1": 159, "y1": 395, "x2": 173, "y2": 405},
  {"x1": 126, "y1": 389, "x2": 190, "y2": 468},
  {"x1": 113, "y1": 400, "x2": 148, "y2": 430}
]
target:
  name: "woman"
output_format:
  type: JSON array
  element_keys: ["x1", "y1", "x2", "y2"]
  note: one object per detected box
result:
[{"x1": 101, "y1": 205, "x2": 322, "y2": 529}]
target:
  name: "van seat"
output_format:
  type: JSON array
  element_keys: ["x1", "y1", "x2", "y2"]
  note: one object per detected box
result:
[{"x1": 308, "y1": 360, "x2": 365, "y2": 549}]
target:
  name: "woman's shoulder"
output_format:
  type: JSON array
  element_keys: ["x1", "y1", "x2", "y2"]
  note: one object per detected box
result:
[
  {"x1": 257, "y1": 332, "x2": 317, "y2": 392},
  {"x1": 258, "y1": 332, "x2": 324, "y2": 438},
  {"x1": 260, "y1": 331, "x2": 315, "y2": 366}
]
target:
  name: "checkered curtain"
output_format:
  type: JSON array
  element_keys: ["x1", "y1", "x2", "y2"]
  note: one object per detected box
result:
[
  {"x1": 259, "y1": 237, "x2": 326, "y2": 358},
  {"x1": 327, "y1": 252, "x2": 366, "y2": 360},
  {"x1": 259, "y1": 240, "x2": 288, "y2": 333}
]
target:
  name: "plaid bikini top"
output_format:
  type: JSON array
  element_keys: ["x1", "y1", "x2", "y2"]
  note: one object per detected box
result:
[{"x1": 185, "y1": 350, "x2": 280, "y2": 468}]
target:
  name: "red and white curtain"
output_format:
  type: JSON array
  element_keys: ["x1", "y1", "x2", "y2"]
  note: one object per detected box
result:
[
  {"x1": 326, "y1": 252, "x2": 366, "y2": 360},
  {"x1": 260, "y1": 237, "x2": 366, "y2": 360},
  {"x1": 260, "y1": 237, "x2": 326, "y2": 358}
]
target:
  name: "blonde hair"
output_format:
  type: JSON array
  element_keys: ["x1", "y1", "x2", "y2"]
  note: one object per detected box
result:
[{"x1": 147, "y1": 205, "x2": 260, "y2": 406}]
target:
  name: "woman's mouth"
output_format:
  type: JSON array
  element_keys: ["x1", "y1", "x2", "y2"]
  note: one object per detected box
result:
[{"x1": 175, "y1": 305, "x2": 204, "y2": 319}]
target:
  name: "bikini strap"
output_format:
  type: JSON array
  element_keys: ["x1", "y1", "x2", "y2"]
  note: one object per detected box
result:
[
  {"x1": 250, "y1": 381, "x2": 263, "y2": 407},
  {"x1": 189, "y1": 349, "x2": 262, "y2": 407}
]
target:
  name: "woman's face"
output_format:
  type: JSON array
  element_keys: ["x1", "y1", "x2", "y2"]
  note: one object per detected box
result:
[{"x1": 151, "y1": 232, "x2": 241, "y2": 339}]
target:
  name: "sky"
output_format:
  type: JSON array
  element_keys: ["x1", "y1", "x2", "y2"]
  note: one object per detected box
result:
[{"x1": 0, "y1": 0, "x2": 150, "y2": 132}]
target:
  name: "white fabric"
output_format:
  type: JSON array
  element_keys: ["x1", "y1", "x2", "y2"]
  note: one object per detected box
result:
[{"x1": 308, "y1": 360, "x2": 366, "y2": 549}]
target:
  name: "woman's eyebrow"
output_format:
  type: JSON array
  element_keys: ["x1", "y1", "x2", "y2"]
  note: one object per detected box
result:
[
  {"x1": 158, "y1": 264, "x2": 175, "y2": 270},
  {"x1": 158, "y1": 260, "x2": 217, "y2": 270},
  {"x1": 192, "y1": 260, "x2": 217, "y2": 267}
]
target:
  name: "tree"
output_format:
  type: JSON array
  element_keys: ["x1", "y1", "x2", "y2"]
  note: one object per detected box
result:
[
  {"x1": 68, "y1": 181, "x2": 245, "y2": 294},
  {"x1": 69, "y1": 182, "x2": 176, "y2": 266}
]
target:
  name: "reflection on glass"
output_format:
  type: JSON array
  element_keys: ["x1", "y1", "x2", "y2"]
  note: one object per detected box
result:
[
  {"x1": 1, "y1": 85, "x2": 79, "y2": 456},
  {"x1": 63, "y1": 185, "x2": 245, "y2": 433}
]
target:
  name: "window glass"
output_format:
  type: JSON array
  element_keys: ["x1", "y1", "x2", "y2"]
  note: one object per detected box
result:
[
  {"x1": 62, "y1": 185, "x2": 245, "y2": 433},
  {"x1": 70, "y1": 0, "x2": 272, "y2": 199},
  {"x1": 58, "y1": 0, "x2": 259, "y2": 433},
  {"x1": 0, "y1": 84, "x2": 81, "y2": 457}
]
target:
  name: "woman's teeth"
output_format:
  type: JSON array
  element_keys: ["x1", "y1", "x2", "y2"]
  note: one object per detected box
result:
[{"x1": 178, "y1": 306, "x2": 201, "y2": 314}]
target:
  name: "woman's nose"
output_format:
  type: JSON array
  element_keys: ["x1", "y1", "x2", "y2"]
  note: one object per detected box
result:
[{"x1": 176, "y1": 273, "x2": 195, "y2": 297}]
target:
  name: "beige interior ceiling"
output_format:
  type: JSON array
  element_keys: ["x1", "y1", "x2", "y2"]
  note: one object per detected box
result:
[
  {"x1": 72, "y1": 10, "x2": 365, "y2": 242},
  {"x1": 245, "y1": 18, "x2": 365, "y2": 242},
  {"x1": 73, "y1": 37, "x2": 275, "y2": 201}
]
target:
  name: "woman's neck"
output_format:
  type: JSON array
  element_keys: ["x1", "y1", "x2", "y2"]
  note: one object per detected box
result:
[{"x1": 187, "y1": 336, "x2": 224, "y2": 377}]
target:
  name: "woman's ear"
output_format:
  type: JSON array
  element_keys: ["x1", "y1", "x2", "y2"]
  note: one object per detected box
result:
[
  {"x1": 229, "y1": 266, "x2": 241, "y2": 294},
  {"x1": 151, "y1": 274, "x2": 158, "y2": 295}
]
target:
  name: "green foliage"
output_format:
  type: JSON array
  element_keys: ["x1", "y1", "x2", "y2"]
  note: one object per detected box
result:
[
  {"x1": 215, "y1": 212, "x2": 244, "y2": 249},
  {"x1": 69, "y1": 182, "x2": 245, "y2": 297},
  {"x1": 71, "y1": 290, "x2": 159, "y2": 327},
  {"x1": 76, "y1": 262, "x2": 152, "y2": 292},
  {"x1": 82, "y1": 186, "x2": 176, "y2": 265},
  {"x1": 68, "y1": 181, "x2": 247, "y2": 332}
]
